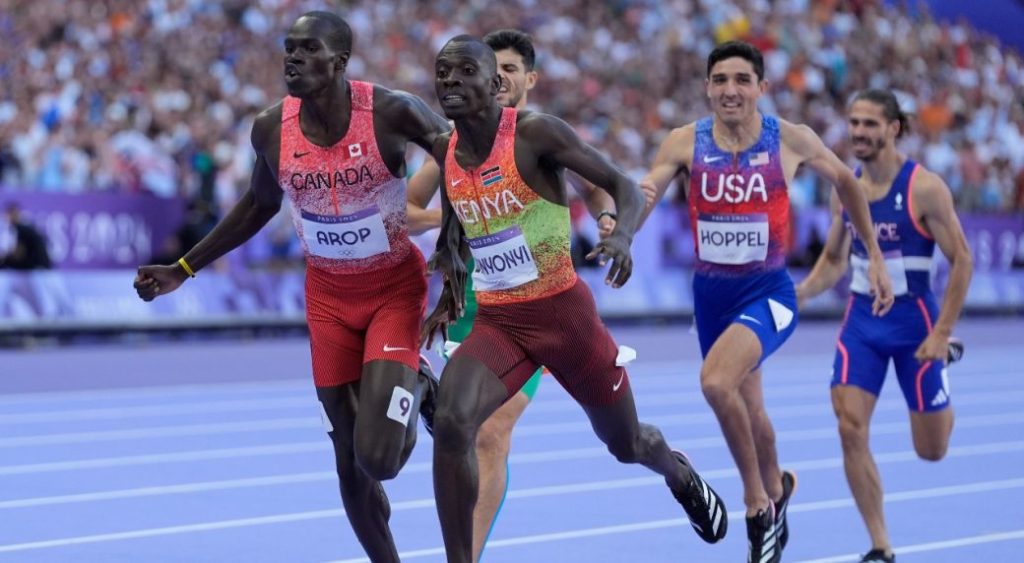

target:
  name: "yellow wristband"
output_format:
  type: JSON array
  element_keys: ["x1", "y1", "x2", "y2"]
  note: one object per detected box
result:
[{"x1": 178, "y1": 257, "x2": 196, "y2": 278}]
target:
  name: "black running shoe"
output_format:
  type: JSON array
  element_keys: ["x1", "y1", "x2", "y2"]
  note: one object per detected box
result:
[
  {"x1": 947, "y1": 337, "x2": 964, "y2": 364},
  {"x1": 417, "y1": 355, "x2": 439, "y2": 436},
  {"x1": 860, "y1": 548, "x2": 895, "y2": 562},
  {"x1": 670, "y1": 450, "x2": 728, "y2": 544},
  {"x1": 775, "y1": 470, "x2": 797, "y2": 550},
  {"x1": 747, "y1": 505, "x2": 781, "y2": 563}
]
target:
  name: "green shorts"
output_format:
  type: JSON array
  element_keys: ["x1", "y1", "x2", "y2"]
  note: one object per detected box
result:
[{"x1": 448, "y1": 258, "x2": 543, "y2": 400}]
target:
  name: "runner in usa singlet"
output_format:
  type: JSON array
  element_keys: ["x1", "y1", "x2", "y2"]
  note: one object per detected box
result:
[{"x1": 688, "y1": 114, "x2": 798, "y2": 361}]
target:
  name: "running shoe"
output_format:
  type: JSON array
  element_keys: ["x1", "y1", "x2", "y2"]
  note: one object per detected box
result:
[
  {"x1": 860, "y1": 548, "x2": 895, "y2": 562},
  {"x1": 670, "y1": 450, "x2": 728, "y2": 543},
  {"x1": 775, "y1": 469, "x2": 797, "y2": 549},
  {"x1": 747, "y1": 504, "x2": 780, "y2": 563},
  {"x1": 947, "y1": 336, "x2": 964, "y2": 364}
]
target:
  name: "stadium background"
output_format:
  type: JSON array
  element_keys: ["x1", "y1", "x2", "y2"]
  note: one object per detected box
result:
[{"x1": 1, "y1": 0, "x2": 1022, "y2": 336}]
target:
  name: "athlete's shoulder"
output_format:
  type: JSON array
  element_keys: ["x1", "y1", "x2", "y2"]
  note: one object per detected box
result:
[
  {"x1": 251, "y1": 100, "x2": 284, "y2": 152},
  {"x1": 777, "y1": 117, "x2": 824, "y2": 156},
  {"x1": 666, "y1": 122, "x2": 698, "y2": 145},
  {"x1": 657, "y1": 122, "x2": 697, "y2": 164},
  {"x1": 515, "y1": 109, "x2": 575, "y2": 142},
  {"x1": 372, "y1": 84, "x2": 429, "y2": 117},
  {"x1": 909, "y1": 164, "x2": 950, "y2": 201}
]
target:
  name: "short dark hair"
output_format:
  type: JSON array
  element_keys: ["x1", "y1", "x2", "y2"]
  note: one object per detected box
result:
[
  {"x1": 483, "y1": 29, "x2": 536, "y2": 71},
  {"x1": 852, "y1": 89, "x2": 910, "y2": 138},
  {"x1": 707, "y1": 41, "x2": 764, "y2": 81},
  {"x1": 442, "y1": 35, "x2": 497, "y2": 76},
  {"x1": 301, "y1": 11, "x2": 353, "y2": 53}
]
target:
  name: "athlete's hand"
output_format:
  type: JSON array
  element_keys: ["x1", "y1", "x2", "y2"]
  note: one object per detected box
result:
[
  {"x1": 134, "y1": 264, "x2": 189, "y2": 302},
  {"x1": 586, "y1": 231, "x2": 633, "y2": 288},
  {"x1": 421, "y1": 281, "x2": 461, "y2": 350},
  {"x1": 915, "y1": 330, "x2": 950, "y2": 363},
  {"x1": 867, "y1": 254, "x2": 894, "y2": 316},
  {"x1": 640, "y1": 179, "x2": 659, "y2": 212},
  {"x1": 597, "y1": 215, "x2": 616, "y2": 240}
]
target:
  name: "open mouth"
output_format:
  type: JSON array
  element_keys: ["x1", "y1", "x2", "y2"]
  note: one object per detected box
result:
[
  {"x1": 284, "y1": 65, "x2": 301, "y2": 79},
  {"x1": 442, "y1": 94, "x2": 466, "y2": 105}
]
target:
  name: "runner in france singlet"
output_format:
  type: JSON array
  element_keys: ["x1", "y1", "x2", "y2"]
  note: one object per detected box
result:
[
  {"x1": 279, "y1": 80, "x2": 412, "y2": 274},
  {"x1": 688, "y1": 115, "x2": 790, "y2": 279},
  {"x1": 844, "y1": 160, "x2": 935, "y2": 299},
  {"x1": 444, "y1": 108, "x2": 576, "y2": 305}
]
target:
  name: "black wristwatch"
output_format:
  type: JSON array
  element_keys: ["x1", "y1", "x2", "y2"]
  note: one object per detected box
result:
[{"x1": 597, "y1": 210, "x2": 617, "y2": 222}]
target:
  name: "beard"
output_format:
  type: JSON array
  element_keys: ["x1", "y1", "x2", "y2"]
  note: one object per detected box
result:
[{"x1": 853, "y1": 137, "x2": 887, "y2": 161}]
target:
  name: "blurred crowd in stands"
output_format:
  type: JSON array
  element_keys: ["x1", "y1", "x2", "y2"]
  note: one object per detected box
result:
[{"x1": 1, "y1": 0, "x2": 1022, "y2": 269}]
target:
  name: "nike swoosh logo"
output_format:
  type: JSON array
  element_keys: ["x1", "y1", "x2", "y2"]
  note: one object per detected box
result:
[
  {"x1": 612, "y1": 371, "x2": 626, "y2": 392},
  {"x1": 293, "y1": 151, "x2": 310, "y2": 158},
  {"x1": 451, "y1": 179, "x2": 463, "y2": 186},
  {"x1": 383, "y1": 344, "x2": 410, "y2": 352},
  {"x1": 703, "y1": 155, "x2": 724, "y2": 163},
  {"x1": 738, "y1": 314, "x2": 762, "y2": 326}
]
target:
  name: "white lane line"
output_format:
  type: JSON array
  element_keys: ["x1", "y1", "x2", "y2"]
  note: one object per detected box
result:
[
  {"x1": 2, "y1": 447, "x2": 1023, "y2": 554},
  {"x1": 0, "y1": 379, "x2": 311, "y2": 406},
  {"x1": 0, "y1": 443, "x2": 329, "y2": 476},
  {"x1": 0, "y1": 397, "x2": 314, "y2": 426},
  {"x1": 327, "y1": 479, "x2": 1024, "y2": 562},
  {"x1": 3, "y1": 407, "x2": 1022, "y2": 478},
  {"x1": 794, "y1": 529, "x2": 1024, "y2": 562},
  {"x1": 4, "y1": 384, "x2": 1022, "y2": 449},
  {"x1": 0, "y1": 362, "x2": 709, "y2": 408}
]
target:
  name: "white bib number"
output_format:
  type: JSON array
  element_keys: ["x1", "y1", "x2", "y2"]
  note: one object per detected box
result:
[
  {"x1": 301, "y1": 206, "x2": 391, "y2": 260},
  {"x1": 850, "y1": 251, "x2": 910, "y2": 297},
  {"x1": 468, "y1": 225, "x2": 539, "y2": 291},
  {"x1": 696, "y1": 213, "x2": 769, "y2": 265}
]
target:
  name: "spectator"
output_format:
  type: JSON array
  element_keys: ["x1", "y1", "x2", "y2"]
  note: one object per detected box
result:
[
  {"x1": 0, "y1": 0, "x2": 1021, "y2": 270},
  {"x1": 0, "y1": 202, "x2": 52, "y2": 270}
]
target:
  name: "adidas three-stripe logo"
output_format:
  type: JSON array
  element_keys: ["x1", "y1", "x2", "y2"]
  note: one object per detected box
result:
[
  {"x1": 693, "y1": 477, "x2": 723, "y2": 537},
  {"x1": 750, "y1": 519, "x2": 777, "y2": 563}
]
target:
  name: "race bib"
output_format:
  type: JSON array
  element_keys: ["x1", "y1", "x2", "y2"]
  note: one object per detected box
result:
[
  {"x1": 301, "y1": 206, "x2": 390, "y2": 260},
  {"x1": 696, "y1": 213, "x2": 769, "y2": 265},
  {"x1": 850, "y1": 250, "x2": 910, "y2": 297},
  {"x1": 468, "y1": 225, "x2": 539, "y2": 291}
]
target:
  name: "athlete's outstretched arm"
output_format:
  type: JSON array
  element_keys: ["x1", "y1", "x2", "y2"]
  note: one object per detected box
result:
[
  {"x1": 134, "y1": 112, "x2": 284, "y2": 301},
  {"x1": 782, "y1": 121, "x2": 894, "y2": 316},
  {"x1": 795, "y1": 191, "x2": 852, "y2": 309},
  {"x1": 911, "y1": 170, "x2": 973, "y2": 361},
  {"x1": 520, "y1": 112, "x2": 642, "y2": 287},
  {"x1": 407, "y1": 158, "x2": 443, "y2": 235},
  {"x1": 387, "y1": 90, "x2": 453, "y2": 154},
  {"x1": 639, "y1": 126, "x2": 693, "y2": 225}
]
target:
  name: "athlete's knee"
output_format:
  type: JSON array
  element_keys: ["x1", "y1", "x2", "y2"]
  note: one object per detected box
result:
[
  {"x1": 700, "y1": 372, "x2": 737, "y2": 407},
  {"x1": 836, "y1": 413, "x2": 869, "y2": 450},
  {"x1": 914, "y1": 437, "x2": 949, "y2": 461},
  {"x1": 354, "y1": 438, "x2": 404, "y2": 481},
  {"x1": 433, "y1": 407, "x2": 477, "y2": 454}
]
